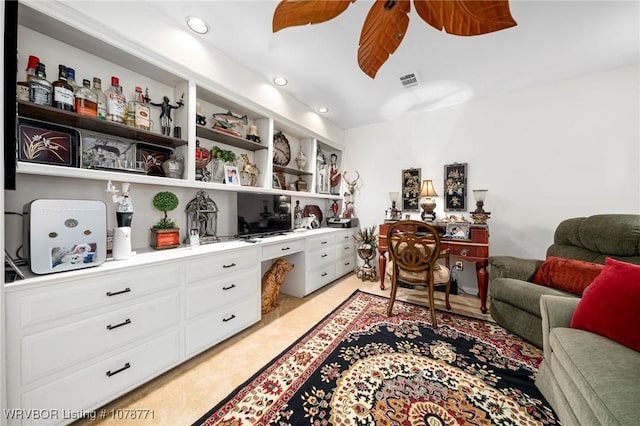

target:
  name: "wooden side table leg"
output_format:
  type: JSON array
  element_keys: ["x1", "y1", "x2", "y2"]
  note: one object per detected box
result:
[
  {"x1": 378, "y1": 251, "x2": 386, "y2": 290},
  {"x1": 476, "y1": 261, "x2": 489, "y2": 314}
]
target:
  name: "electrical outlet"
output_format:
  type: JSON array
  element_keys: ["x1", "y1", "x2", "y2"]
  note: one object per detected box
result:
[{"x1": 455, "y1": 260, "x2": 464, "y2": 271}]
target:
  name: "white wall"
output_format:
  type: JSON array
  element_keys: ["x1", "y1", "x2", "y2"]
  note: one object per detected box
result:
[{"x1": 344, "y1": 65, "x2": 639, "y2": 289}]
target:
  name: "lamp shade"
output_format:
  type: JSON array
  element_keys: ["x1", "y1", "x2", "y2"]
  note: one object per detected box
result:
[
  {"x1": 389, "y1": 192, "x2": 400, "y2": 203},
  {"x1": 419, "y1": 180, "x2": 438, "y2": 198},
  {"x1": 473, "y1": 189, "x2": 488, "y2": 202}
]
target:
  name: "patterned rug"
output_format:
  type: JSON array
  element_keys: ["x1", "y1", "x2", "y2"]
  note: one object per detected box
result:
[{"x1": 193, "y1": 290, "x2": 559, "y2": 426}]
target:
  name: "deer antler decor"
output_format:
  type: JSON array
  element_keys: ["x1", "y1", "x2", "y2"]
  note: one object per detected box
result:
[
  {"x1": 273, "y1": 0, "x2": 517, "y2": 78},
  {"x1": 343, "y1": 170, "x2": 360, "y2": 195}
]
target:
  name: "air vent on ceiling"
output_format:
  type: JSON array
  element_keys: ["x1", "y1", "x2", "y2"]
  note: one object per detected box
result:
[{"x1": 399, "y1": 72, "x2": 419, "y2": 88}]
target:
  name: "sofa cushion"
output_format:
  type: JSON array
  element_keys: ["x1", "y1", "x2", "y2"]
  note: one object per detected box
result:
[
  {"x1": 570, "y1": 258, "x2": 640, "y2": 352},
  {"x1": 532, "y1": 256, "x2": 604, "y2": 295},
  {"x1": 490, "y1": 277, "x2": 574, "y2": 318},
  {"x1": 549, "y1": 327, "x2": 640, "y2": 425}
]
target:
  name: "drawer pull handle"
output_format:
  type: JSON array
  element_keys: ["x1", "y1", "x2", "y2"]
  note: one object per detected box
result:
[
  {"x1": 344, "y1": 262, "x2": 351, "y2": 266},
  {"x1": 321, "y1": 241, "x2": 328, "y2": 245},
  {"x1": 223, "y1": 314, "x2": 236, "y2": 322},
  {"x1": 281, "y1": 247, "x2": 290, "y2": 251},
  {"x1": 321, "y1": 272, "x2": 328, "y2": 277},
  {"x1": 106, "y1": 362, "x2": 131, "y2": 377},
  {"x1": 321, "y1": 253, "x2": 328, "y2": 258},
  {"x1": 223, "y1": 284, "x2": 236, "y2": 291},
  {"x1": 107, "y1": 318, "x2": 131, "y2": 330},
  {"x1": 222, "y1": 263, "x2": 236, "y2": 268},
  {"x1": 460, "y1": 249, "x2": 468, "y2": 256},
  {"x1": 106, "y1": 287, "x2": 131, "y2": 297},
  {"x1": 345, "y1": 246, "x2": 350, "y2": 250}
]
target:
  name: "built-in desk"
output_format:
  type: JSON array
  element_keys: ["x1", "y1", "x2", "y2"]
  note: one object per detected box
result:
[{"x1": 378, "y1": 221, "x2": 490, "y2": 313}]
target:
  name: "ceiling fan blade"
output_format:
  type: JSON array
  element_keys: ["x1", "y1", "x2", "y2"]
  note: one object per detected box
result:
[
  {"x1": 414, "y1": 0, "x2": 517, "y2": 36},
  {"x1": 358, "y1": 0, "x2": 411, "y2": 79},
  {"x1": 273, "y1": 0, "x2": 355, "y2": 32}
]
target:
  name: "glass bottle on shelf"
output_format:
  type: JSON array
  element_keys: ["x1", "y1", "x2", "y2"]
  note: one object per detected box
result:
[
  {"x1": 125, "y1": 99, "x2": 135, "y2": 127},
  {"x1": 66, "y1": 67, "x2": 79, "y2": 93},
  {"x1": 74, "y1": 79, "x2": 98, "y2": 118},
  {"x1": 29, "y1": 62, "x2": 53, "y2": 106},
  {"x1": 17, "y1": 55, "x2": 39, "y2": 102},
  {"x1": 132, "y1": 86, "x2": 151, "y2": 130},
  {"x1": 105, "y1": 76, "x2": 126, "y2": 123},
  {"x1": 92, "y1": 77, "x2": 107, "y2": 120},
  {"x1": 52, "y1": 64, "x2": 75, "y2": 111}
]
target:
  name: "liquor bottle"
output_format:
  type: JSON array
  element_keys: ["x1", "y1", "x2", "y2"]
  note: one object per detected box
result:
[
  {"x1": 92, "y1": 77, "x2": 107, "y2": 120},
  {"x1": 105, "y1": 76, "x2": 126, "y2": 123},
  {"x1": 74, "y1": 79, "x2": 98, "y2": 118},
  {"x1": 17, "y1": 55, "x2": 39, "y2": 102},
  {"x1": 52, "y1": 64, "x2": 75, "y2": 111},
  {"x1": 133, "y1": 86, "x2": 151, "y2": 130},
  {"x1": 29, "y1": 62, "x2": 53, "y2": 106},
  {"x1": 66, "y1": 67, "x2": 79, "y2": 93}
]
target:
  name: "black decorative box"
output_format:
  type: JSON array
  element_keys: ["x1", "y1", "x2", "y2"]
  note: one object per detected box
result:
[
  {"x1": 18, "y1": 118, "x2": 80, "y2": 167},
  {"x1": 136, "y1": 143, "x2": 173, "y2": 176}
]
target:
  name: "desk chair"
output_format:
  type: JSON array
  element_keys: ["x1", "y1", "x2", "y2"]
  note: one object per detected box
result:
[{"x1": 386, "y1": 220, "x2": 451, "y2": 327}]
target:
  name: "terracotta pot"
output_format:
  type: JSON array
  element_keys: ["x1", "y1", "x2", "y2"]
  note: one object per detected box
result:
[{"x1": 150, "y1": 228, "x2": 180, "y2": 249}]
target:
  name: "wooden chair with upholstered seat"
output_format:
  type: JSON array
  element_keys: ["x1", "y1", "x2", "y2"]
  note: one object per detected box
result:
[{"x1": 386, "y1": 220, "x2": 451, "y2": 327}]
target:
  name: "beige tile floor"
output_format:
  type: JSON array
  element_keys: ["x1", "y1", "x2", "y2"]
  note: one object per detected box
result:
[{"x1": 74, "y1": 273, "x2": 491, "y2": 426}]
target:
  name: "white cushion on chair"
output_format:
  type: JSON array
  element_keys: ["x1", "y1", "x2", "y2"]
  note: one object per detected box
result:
[{"x1": 385, "y1": 260, "x2": 450, "y2": 285}]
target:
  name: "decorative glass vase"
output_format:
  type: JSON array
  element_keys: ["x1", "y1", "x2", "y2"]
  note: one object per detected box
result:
[
  {"x1": 211, "y1": 159, "x2": 225, "y2": 183},
  {"x1": 162, "y1": 154, "x2": 184, "y2": 179}
]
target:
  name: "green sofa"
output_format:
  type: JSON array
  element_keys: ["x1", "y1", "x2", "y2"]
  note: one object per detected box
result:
[
  {"x1": 489, "y1": 214, "x2": 640, "y2": 348},
  {"x1": 536, "y1": 295, "x2": 640, "y2": 425}
]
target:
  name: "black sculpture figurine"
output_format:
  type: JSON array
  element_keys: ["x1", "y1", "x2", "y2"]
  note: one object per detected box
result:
[{"x1": 148, "y1": 91, "x2": 184, "y2": 136}]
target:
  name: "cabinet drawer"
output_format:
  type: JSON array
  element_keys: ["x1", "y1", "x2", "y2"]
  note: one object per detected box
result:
[
  {"x1": 185, "y1": 296, "x2": 260, "y2": 357},
  {"x1": 307, "y1": 247, "x2": 336, "y2": 270},
  {"x1": 306, "y1": 234, "x2": 335, "y2": 252},
  {"x1": 186, "y1": 268, "x2": 258, "y2": 319},
  {"x1": 335, "y1": 230, "x2": 355, "y2": 242},
  {"x1": 186, "y1": 248, "x2": 258, "y2": 283},
  {"x1": 448, "y1": 244, "x2": 484, "y2": 259},
  {"x1": 21, "y1": 330, "x2": 180, "y2": 425},
  {"x1": 261, "y1": 239, "x2": 305, "y2": 261},
  {"x1": 16, "y1": 263, "x2": 181, "y2": 329},
  {"x1": 22, "y1": 294, "x2": 180, "y2": 385},
  {"x1": 335, "y1": 240, "x2": 355, "y2": 257},
  {"x1": 307, "y1": 264, "x2": 336, "y2": 294},
  {"x1": 336, "y1": 256, "x2": 355, "y2": 277}
]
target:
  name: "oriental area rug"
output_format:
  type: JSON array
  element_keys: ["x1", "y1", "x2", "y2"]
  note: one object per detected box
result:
[{"x1": 193, "y1": 291, "x2": 559, "y2": 426}]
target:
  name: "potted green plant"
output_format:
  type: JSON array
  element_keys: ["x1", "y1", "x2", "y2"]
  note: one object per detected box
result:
[
  {"x1": 354, "y1": 226, "x2": 378, "y2": 281},
  {"x1": 150, "y1": 191, "x2": 180, "y2": 249},
  {"x1": 353, "y1": 226, "x2": 378, "y2": 258},
  {"x1": 210, "y1": 146, "x2": 237, "y2": 182}
]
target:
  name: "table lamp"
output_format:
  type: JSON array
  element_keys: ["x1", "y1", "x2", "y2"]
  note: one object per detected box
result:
[
  {"x1": 419, "y1": 180, "x2": 438, "y2": 221},
  {"x1": 388, "y1": 192, "x2": 401, "y2": 220},
  {"x1": 471, "y1": 189, "x2": 491, "y2": 224}
]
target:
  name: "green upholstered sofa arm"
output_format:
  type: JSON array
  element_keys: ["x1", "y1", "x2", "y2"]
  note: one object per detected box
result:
[
  {"x1": 539, "y1": 295, "x2": 580, "y2": 359},
  {"x1": 489, "y1": 255, "x2": 544, "y2": 282}
]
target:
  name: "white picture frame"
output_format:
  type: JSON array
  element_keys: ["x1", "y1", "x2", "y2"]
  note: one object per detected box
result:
[{"x1": 223, "y1": 165, "x2": 241, "y2": 185}]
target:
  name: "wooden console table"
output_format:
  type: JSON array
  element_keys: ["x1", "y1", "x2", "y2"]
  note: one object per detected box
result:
[{"x1": 378, "y1": 221, "x2": 490, "y2": 313}]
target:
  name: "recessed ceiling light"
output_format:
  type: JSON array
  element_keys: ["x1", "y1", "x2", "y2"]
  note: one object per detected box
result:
[
  {"x1": 186, "y1": 16, "x2": 209, "y2": 34},
  {"x1": 273, "y1": 76, "x2": 288, "y2": 86},
  {"x1": 317, "y1": 107, "x2": 329, "y2": 114}
]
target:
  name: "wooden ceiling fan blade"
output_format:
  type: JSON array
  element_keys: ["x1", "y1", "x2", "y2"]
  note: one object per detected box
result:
[
  {"x1": 414, "y1": 0, "x2": 517, "y2": 36},
  {"x1": 358, "y1": 0, "x2": 411, "y2": 78},
  {"x1": 273, "y1": 0, "x2": 355, "y2": 32}
]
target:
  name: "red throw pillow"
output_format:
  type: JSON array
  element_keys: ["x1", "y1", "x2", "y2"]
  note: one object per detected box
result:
[
  {"x1": 532, "y1": 256, "x2": 604, "y2": 295},
  {"x1": 570, "y1": 258, "x2": 640, "y2": 352}
]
